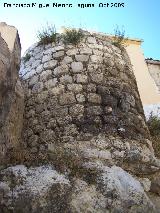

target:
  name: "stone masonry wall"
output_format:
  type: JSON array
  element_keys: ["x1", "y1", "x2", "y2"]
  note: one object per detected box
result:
[
  {"x1": 20, "y1": 31, "x2": 159, "y2": 175},
  {"x1": 21, "y1": 31, "x2": 149, "y2": 152}
]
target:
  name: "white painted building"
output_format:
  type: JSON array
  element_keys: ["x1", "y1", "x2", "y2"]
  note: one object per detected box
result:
[{"x1": 125, "y1": 39, "x2": 160, "y2": 118}]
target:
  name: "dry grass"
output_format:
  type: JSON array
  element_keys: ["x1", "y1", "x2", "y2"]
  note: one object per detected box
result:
[
  {"x1": 37, "y1": 24, "x2": 57, "y2": 45},
  {"x1": 112, "y1": 25, "x2": 127, "y2": 48},
  {"x1": 62, "y1": 28, "x2": 84, "y2": 45}
]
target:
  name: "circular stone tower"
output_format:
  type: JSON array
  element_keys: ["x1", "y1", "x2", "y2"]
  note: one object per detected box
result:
[{"x1": 20, "y1": 31, "x2": 159, "y2": 175}]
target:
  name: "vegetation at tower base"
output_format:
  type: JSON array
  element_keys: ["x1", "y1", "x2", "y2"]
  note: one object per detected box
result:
[{"x1": 1, "y1": 23, "x2": 160, "y2": 212}]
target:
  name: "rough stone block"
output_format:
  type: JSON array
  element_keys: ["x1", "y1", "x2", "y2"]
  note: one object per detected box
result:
[
  {"x1": 37, "y1": 91, "x2": 48, "y2": 101},
  {"x1": 104, "y1": 56, "x2": 115, "y2": 67},
  {"x1": 52, "y1": 107, "x2": 69, "y2": 117},
  {"x1": 87, "y1": 37, "x2": 97, "y2": 44},
  {"x1": 32, "y1": 82, "x2": 44, "y2": 93},
  {"x1": 69, "y1": 104, "x2": 84, "y2": 116},
  {"x1": 49, "y1": 85, "x2": 65, "y2": 96},
  {"x1": 90, "y1": 73, "x2": 103, "y2": 83},
  {"x1": 93, "y1": 49, "x2": 103, "y2": 56},
  {"x1": 76, "y1": 94, "x2": 85, "y2": 103},
  {"x1": 80, "y1": 47, "x2": 92, "y2": 55},
  {"x1": 88, "y1": 93, "x2": 101, "y2": 104},
  {"x1": 86, "y1": 106, "x2": 102, "y2": 115},
  {"x1": 66, "y1": 49, "x2": 78, "y2": 56},
  {"x1": 57, "y1": 115, "x2": 72, "y2": 126},
  {"x1": 44, "y1": 78, "x2": 57, "y2": 89},
  {"x1": 54, "y1": 64, "x2": 69, "y2": 76},
  {"x1": 53, "y1": 45, "x2": 64, "y2": 51},
  {"x1": 62, "y1": 56, "x2": 73, "y2": 64},
  {"x1": 44, "y1": 60, "x2": 57, "y2": 69},
  {"x1": 126, "y1": 93, "x2": 135, "y2": 107},
  {"x1": 87, "y1": 84, "x2": 97, "y2": 92},
  {"x1": 43, "y1": 47, "x2": 56, "y2": 55},
  {"x1": 36, "y1": 64, "x2": 44, "y2": 73},
  {"x1": 104, "y1": 106, "x2": 113, "y2": 114},
  {"x1": 60, "y1": 74, "x2": 73, "y2": 84},
  {"x1": 75, "y1": 55, "x2": 89, "y2": 62},
  {"x1": 75, "y1": 74, "x2": 88, "y2": 84},
  {"x1": 64, "y1": 124, "x2": 78, "y2": 136},
  {"x1": 40, "y1": 70, "x2": 52, "y2": 82},
  {"x1": 90, "y1": 55, "x2": 103, "y2": 63},
  {"x1": 71, "y1": 62, "x2": 83, "y2": 73},
  {"x1": 67, "y1": 84, "x2": 83, "y2": 93},
  {"x1": 53, "y1": 51, "x2": 64, "y2": 58},
  {"x1": 42, "y1": 54, "x2": 52, "y2": 63},
  {"x1": 59, "y1": 92, "x2": 76, "y2": 105},
  {"x1": 31, "y1": 60, "x2": 41, "y2": 69},
  {"x1": 35, "y1": 52, "x2": 43, "y2": 60},
  {"x1": 29, "y1": 75, "x2": 39, "y2": 87}
]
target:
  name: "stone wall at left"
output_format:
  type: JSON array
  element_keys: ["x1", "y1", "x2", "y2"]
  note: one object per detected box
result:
[{"x1": 0, "y1": 22, "x2": 24, "y2": 164}]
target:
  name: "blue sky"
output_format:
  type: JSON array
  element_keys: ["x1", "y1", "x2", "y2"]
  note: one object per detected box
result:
[{"x1": 0, "y1": 0, "x2": 159, "y2": 59}]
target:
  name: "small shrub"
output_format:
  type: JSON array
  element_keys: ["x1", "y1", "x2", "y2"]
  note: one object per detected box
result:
[
  {"x1": 147, "y1": 113, "x2": 160, "y2": 136},
  {"x1": 22, "y1": 53, "x2": 31, "y2": 63},
  {"x1": 147, "y1": 113, "x2": 160, "y2": 158},
  {"x1": 62, "y1": 28, "x2": 84, "y2": 45},
  {"x1": 37, "y1": 24, "x2": 57, "y2": 45},
  {"x1": 112, "y1": 25, "x2": 126, "y2": 48}
]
